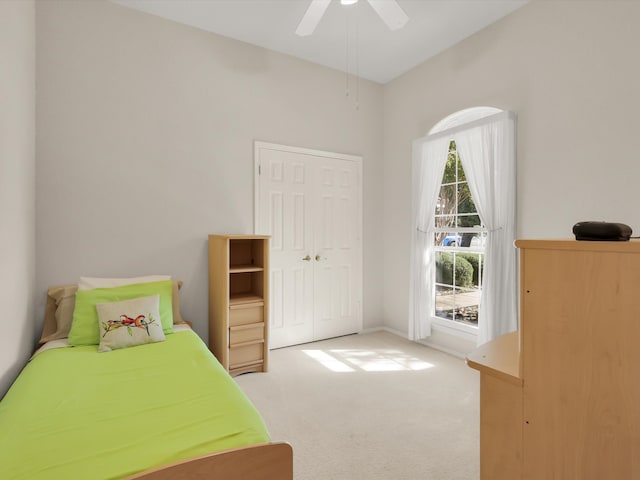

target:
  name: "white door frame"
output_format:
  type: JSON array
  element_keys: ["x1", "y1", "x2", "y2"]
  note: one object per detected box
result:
[{"x1": 253, "y1": 141, "x2": 363, "y2": 346}]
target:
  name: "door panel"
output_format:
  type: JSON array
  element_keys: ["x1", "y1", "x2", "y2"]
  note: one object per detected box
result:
[
  {"x1": 313, "y1": 157, "x2": 361, "y2": 340},
  {"x1": 259, "y1": 149, "x2": 314, "y2": 349}
]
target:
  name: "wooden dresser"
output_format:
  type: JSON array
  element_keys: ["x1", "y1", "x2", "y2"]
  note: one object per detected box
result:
[
  {"x1": 208, "y1": 234, "x2": 270, "y2": 376},
  {"x1": 467, "y1": 239, "x2": 640, "y2": 480}
]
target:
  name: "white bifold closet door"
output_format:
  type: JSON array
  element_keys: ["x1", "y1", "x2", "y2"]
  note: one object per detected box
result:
[{"x1": 255, "y1": 142, "x2": 362, "y2": 349}]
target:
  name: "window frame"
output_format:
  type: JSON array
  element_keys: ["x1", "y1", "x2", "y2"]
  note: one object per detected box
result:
[{"x1": 431, "y1": 142, "x2": 485, "y2": 335}]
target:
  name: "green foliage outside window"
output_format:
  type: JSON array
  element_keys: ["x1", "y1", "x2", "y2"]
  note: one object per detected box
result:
[
  {"x1": 436, "y1": 253, "x2": 473, "y2": 289},
  {"x1": 458, "y1": 253, "x2": 484, "y2": 286},
  {"x1": 437, "y1": 141, "x2": 479, "y2": 230}
]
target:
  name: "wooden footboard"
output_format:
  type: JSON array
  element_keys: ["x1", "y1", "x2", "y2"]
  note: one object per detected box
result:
[{"x1": 125, "y1": 442, "x2": 293, "y2": 480}]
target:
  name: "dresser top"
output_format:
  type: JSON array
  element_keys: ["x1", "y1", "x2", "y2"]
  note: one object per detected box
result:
[
  {"x1": 466, "y1": 331, "x2": 522, "y2": 385},
  {"x1": 515, "y1": 238, "x2": 640, "y2": 253}
]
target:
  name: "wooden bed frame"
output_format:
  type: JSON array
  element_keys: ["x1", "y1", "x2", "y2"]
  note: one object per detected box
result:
[
  {"x1": 39, "y1": 286, "x2": 294, "y2": 480},
  {"x1": 126, "y1": 442, "x2": 293, "y2": 480}
]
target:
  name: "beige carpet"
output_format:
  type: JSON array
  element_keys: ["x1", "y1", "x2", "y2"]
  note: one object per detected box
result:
[{"x1": 235, "y1": 330, "x2": 480, "y2": 480}]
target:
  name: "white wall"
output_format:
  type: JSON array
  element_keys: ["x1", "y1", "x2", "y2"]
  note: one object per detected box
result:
[
  {"x1": 383, "y1": 1, "x2": 640, "y2": 335},
  {"x1": 0, "y1": 0, "x2": 36, "y2": 398},
  {"x1": 35, "y1": 0, "x2": 385, "y2": 340},
  {"x1": 32, "y1": 1, "x2": 640, "y2": 358}
]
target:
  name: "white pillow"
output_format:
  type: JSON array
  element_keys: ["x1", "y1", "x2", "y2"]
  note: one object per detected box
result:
[
  {"x1": 78, "y1": 275, "x2": 170, "y2": 291},
  {"x1": 96, "y1": 295, "x2": 166, "y2": 352}
]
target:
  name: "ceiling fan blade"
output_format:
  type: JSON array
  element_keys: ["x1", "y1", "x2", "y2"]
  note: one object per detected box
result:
[
  {"x1": 366, "y1": 0, "x2": 409, "y2": 31},
  {"x1": 296, "y1": 0, "x2": 332, "y2": 37}
]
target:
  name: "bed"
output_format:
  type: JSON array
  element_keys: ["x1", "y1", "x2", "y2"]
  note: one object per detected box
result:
[{"x1": 0, "y1": 278, "x2": 293, "y2": 480}]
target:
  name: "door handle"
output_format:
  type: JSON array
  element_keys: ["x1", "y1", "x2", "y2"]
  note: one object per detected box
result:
[
  {"x1": 302, "y1": 255, "x2": 312, "y2": 262},
  {"x1": 315, "y1": 255, "x2": 326, "y2": 262}
]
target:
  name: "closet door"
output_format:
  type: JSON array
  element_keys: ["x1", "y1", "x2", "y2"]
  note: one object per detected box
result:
[
  {"x1": 256, "y1": 147, "x2": 315, "y2": 348},
  {"x1": 255, "y1": 142, "x2": 362, "y2": 349},
  {"x1": 313, "y1": 157, "x2": 362, "y2": 341}
]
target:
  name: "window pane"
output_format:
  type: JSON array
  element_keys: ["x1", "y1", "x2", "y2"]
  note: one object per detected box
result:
[
  {"x1": 441, "y1": 232, "x2": 461, "y2": 247},
  {"x1": 457, "y1": 232, "x2": 477, "y2": 248},
  {"x1": 443, "y1": 144, "x2": 457, "y2": 184},
  {"x1": 458, "y1": 214, "x2": 481, "y2": 228},
  {"x1": 435, "y1": 285, "x2": 455, "y2": 320},
  {"x1": 453, "y1": 253, "x2": 473, "y2": 288},
  {"x1": 457, "y1": 253, "x2": 484, "y2": 287},
  {"x1": 455, "y1": 286, "x2": 480, "y2": 325},
  {"x1": 436, "y1": 251, "x2": 477, "y2": 286},
  {"x1": 456, "y1": 157, "x2": 466, "y2": 182},
  {"x1": 436, "y1": 285, "x2": 481, "y2": 324},
  {"x1": 457, "y1": 183, "x2": 476, "y2": 217},
  {"x1": 435, "y1": 252, "x2": 453, "y2": 285},
  {"x1": 437, "y1": 184, "x2": 456, "y2": 216},
  {"x1": 435, "y1": 216, "x2": 455, "y2": 229},
  {"x1": 434, "y1": 231, "x2": 452, "y2": 247}
]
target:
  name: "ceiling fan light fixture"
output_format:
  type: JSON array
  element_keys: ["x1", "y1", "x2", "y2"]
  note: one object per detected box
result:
[{"x1": 297, "y1": 0, "x2": 408, "y2": 37}]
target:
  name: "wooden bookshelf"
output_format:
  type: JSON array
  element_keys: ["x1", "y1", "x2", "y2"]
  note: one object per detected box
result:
[{"x1": 208, "y1": 235, "x2": 269, "y2": 376}]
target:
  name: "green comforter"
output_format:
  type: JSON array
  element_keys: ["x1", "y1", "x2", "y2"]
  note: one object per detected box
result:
[{"x1": 0, "y1": 330, "x2": 270, "y2": 479}]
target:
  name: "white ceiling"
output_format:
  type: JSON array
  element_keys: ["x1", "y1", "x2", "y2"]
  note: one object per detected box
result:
[{"x1": 111, "y1": 0, "x2": 528, "y2": 84}]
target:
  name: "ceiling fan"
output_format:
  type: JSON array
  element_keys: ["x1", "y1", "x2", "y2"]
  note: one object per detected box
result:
[{"x1": 296, "y1": 0, "x2": 409, "y2": 37}]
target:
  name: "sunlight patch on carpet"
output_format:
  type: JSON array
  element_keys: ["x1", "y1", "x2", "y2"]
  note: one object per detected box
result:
[
  {"x1": 303, "y1": 348, "x2": 434, "y2": 372},
  {"x1": 302, "y1": 349, "x2": 355, "y2": 372}
]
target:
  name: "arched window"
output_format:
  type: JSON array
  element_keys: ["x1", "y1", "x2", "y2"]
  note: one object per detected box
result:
[
  {"x1": 430, "y1": 107, "x2": 501, "y2": 134},
  {"x1": 410, "y1": 108, "x2": 517, "y2": 345}
]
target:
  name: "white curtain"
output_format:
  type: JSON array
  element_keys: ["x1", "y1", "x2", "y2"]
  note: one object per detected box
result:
[
  {"x1": 410, "y1": 110, "x2": 517, "y2": 345},
  {"x1": 409, "y1": 136, "x2": 451, "y2": 340},
  {"x1": 454, "y1": 111, "x2": 517, "y2": 344}
]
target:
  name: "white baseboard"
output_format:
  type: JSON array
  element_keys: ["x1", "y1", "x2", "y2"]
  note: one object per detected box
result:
[
  {"x1": 359, "y1": 325, "x2": 475, "y2": 360},
  {"x1": 360, "y1": 325, "x2": 409, "y2": 339},
  {"x1": 418, "y1": 329, "x2": 476, "y2": 360}
]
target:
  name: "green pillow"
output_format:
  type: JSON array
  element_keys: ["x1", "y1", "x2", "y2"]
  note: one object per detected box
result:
[{"x1": 68, "y1": 280, "x2": 174, "y2": 346}]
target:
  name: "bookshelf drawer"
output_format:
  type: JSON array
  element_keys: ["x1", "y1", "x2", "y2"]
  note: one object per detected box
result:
[
  {"x1": 229, "y1": 304, "x2": 264, "y2": 327},
  {"x1": 230, "y1": 324, "x2": 264, "y2": 345},
  {"x1": 229, "y1": 342, "x2": 264, "y2": 369}
]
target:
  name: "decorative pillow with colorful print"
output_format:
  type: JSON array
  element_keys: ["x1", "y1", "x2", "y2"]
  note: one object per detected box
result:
[{"x1": 96, "y1": 295, "x2": 165, "y2": 352}]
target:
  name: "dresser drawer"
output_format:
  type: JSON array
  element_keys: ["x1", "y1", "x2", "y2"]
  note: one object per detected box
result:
[
  {"x1": 229, "y1": 342, "x2": 264, "y2": 369},
  {"x1": 229, "y1": 304, "x2": 264, "y2": 327},
  {"x1": 230, "y1": 323, "x2": 264, "y2": 345}
]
